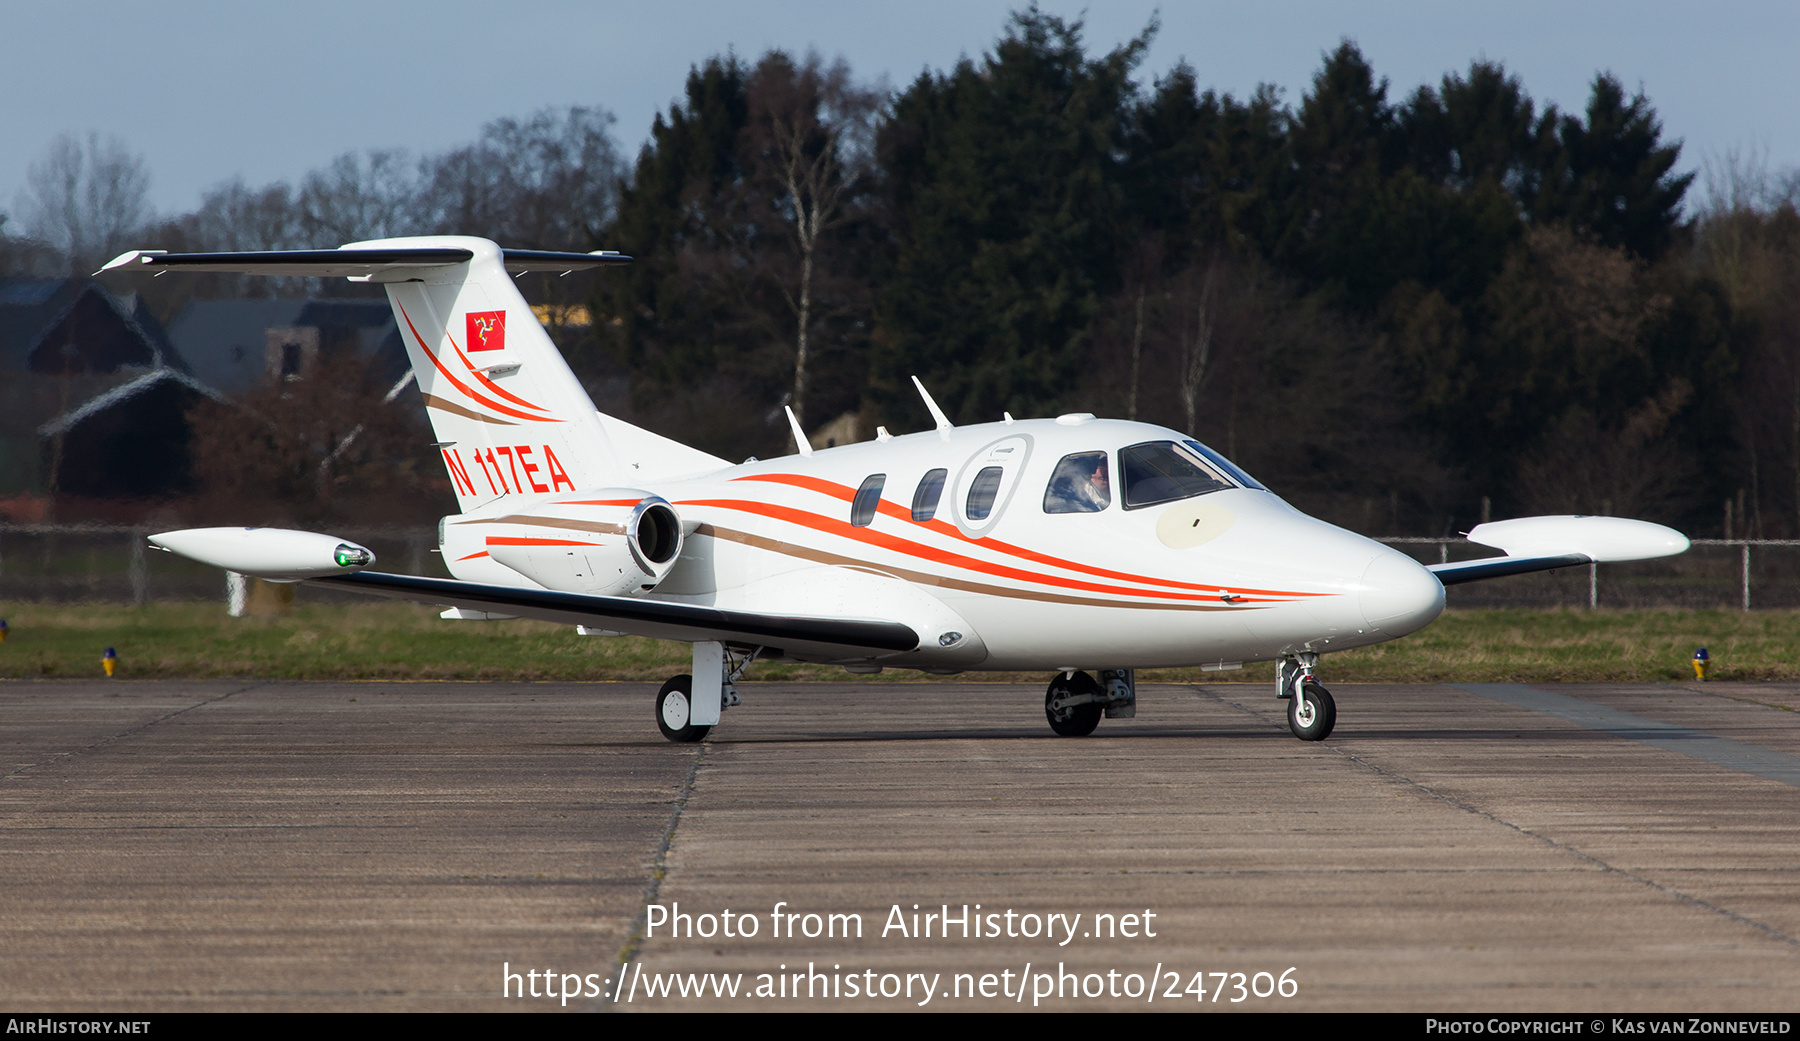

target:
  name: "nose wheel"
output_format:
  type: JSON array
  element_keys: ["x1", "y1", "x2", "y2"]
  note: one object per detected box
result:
[
  {"x1": 1287, "y1": 680, "x2": 1336, "y2": 740},
  {"x1": 1279, "y1": 654, "x2": 1337, "y2": 741}
]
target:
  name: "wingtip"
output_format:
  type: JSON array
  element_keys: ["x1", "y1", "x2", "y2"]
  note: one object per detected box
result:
[{"x1": 95, "y1": 249, "x2": 165, "y2": 276}]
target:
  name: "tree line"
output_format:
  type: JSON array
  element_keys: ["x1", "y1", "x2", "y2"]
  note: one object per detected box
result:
[{"x1": 6, "y1": 10, "x2": 1799, "y2": 537}]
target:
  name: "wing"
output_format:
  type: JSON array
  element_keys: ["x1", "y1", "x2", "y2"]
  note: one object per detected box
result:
[
  {"x1": 315, "y1": 570, "x2": 919, "y2": 662},
  {"x1": 1424, "y1": 515, "x2": 1689, "y2": 587},
  {"x1": 1428, "y1": 554, "x2": 1590, "y2": 586}
]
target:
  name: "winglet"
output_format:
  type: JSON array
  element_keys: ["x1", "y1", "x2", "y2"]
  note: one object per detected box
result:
[
  {"x1": 911, "y1": 376, "x2": 953, "y2": 440},
  {"x1": 95, "y1": 249, "x2": 167, "y2": 276},
  {"x1": 784, "y1": 406, "x2": 814, "y2": 458}
]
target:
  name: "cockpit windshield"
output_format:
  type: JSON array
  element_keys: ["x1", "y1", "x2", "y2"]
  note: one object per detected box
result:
[
  {"x1": 1182, "y1": 439, "x2": 1266, "y2": 491},
  {"x1": 1119, "y1": 441, "x2": 1237, "y2": 509}
]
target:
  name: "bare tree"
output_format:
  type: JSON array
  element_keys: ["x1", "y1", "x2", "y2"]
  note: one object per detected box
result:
[
  {"x1": 185, "y1": 351, "x2": 446, "y2": 525},
  {"x1": 182, "y1": 177, "x2": 303, "y2": 252},
  {"x1": 1512, "y1": 380, "x2": 1698, "y2": 523},
  {"x1": 154, "y1": 178, "x2": 308, "y2": 299},
  {"x1": 1175, "y1": 262, "x2": 1217, "y2": 435},
  {"x1": 742, "y1": 53, "x2": 881, "y2": 435},
  {"x1": 421, "y1": 106, "x2": 622, "y2": 249},
  {"x1": 298, "y1": 149, "x2": 425, "y2": 245},
  {"x1": 16, "y1": 132, "x2": 152, "y2": 274}
]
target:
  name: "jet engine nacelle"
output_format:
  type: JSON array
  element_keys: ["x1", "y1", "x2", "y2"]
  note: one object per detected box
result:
[{"x1": 482, "y1": 492, "x2": 684, "y2": 597}]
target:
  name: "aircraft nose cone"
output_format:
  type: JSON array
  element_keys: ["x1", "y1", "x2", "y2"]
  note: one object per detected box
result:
[{"x1": 1359, "y1": 552, "x2": 1445, "y2": 637}]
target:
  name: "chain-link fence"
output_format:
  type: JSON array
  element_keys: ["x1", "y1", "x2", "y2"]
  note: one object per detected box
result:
[
  {"x1": 0, "y1": 524, "x2": 1792, "y2": 610},
  {"x1": 1382, "y1": 538, "x2": 1797, "y2": 610},
  {"x1": 0, "y1": 524, "x2": 445, "y2": 604}
]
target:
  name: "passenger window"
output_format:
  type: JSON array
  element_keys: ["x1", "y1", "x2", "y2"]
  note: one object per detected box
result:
[
  {"x1": 911, "y1": 468, "x2": 947, "y2": 522},
  {"x1": 851, "y1": 474, "x2": 885, "y2": 527},
  {"x1": 965, "y1": 466, "x2": 1004, "y2": 521},
  {"x1": 1043, "y1": 452, "x2": 1111, "y2": 514},
  {"x1": 1120, "y1": 442, "x2": 1231, "y2": 509}
]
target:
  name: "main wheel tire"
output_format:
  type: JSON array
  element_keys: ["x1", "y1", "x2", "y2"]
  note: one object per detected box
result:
[
  {"x1": 1045, "y1": 671, "x2": 1103, "y2": 737},
  {"x1": 656, "y1": 674, "x2": 711, "y2": 743},
  {"x1": 1287, "y1": 680, "x2": 1336, "y2": 741}
]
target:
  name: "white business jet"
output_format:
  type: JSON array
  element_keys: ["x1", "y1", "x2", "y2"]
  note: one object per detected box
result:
[{"x1": 103, "y1": 237, "x2": 1689, "y2": 743}]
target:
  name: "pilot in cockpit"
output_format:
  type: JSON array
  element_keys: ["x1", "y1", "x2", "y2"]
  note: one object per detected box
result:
[{"x1": 1044, "y1": 451, "x2": 1111, "y2": 513}]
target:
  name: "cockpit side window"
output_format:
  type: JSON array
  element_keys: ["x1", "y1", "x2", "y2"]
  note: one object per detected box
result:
[
  {"x1": 1043, "y1": 451, "x2": 1111, "y2": 514},
  {"x1": 851, "y1": 474, "x2": 885, "y2": 527},
  {"x1": 964, "y1": 466, "x2": 1004, "y2": 521},
  {"x1": 1119, "y1": 441, "x2": 1232, "y2": 510},
  {"x1": 911, "y1": 468, "x2": 947, "y2": 522}
]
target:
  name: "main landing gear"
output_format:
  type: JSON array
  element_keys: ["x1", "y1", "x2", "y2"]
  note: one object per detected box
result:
[
  {"x1": 655, "y1": 642, "x2": 757, "y2": 744},
  {"x1": 1278, "y1": 653, "x2": 1336, "y2": 741},
  {"x1": 655, "y1": 675, "x2": 709, "y2": 743},
  {"x1": 1044, "y1": 669, "x2": 1136, "y2": 736}
]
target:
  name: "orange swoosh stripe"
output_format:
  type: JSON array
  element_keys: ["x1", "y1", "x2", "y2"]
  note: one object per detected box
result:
[
  {"x1": 559, "y1": 499, "x2": 646, "y2": 507},
  {"x1": 447, "y1": 334, "x2": 552, "y2": 414},
  {"x1": 485, "y1": 536, "x2": 603, "y2": 547},
  {"x1": 699, "y1": 524, "x2": 1244, "y2": 613},
  {"x1": 683, "y1": 497, "x2": 1270, "y2": 606},
  {"x1": 397, "y1": 302, "x2": 561, "y2": 425},
  {"x1": 729, "y1": 472, "x2": 1323, "y2": 600}
]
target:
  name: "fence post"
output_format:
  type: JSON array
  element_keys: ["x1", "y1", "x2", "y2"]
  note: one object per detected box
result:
[
  {"x1": 129, "y1": 531, "x2": 147, "y2": 607},
  {"x1": 1742, "y1": 543, "x2": 1751, "y2": 612},
  {"x1": 1588, "y1": 562, "x2": 1598, "y2": 610}
]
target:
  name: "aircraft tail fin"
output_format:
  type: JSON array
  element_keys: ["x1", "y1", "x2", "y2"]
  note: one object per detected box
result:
[{"x1": 100, "y1": 237, "x2": 730, "y2": 512}]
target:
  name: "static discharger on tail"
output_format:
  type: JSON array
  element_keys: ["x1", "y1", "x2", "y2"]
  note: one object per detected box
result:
[{"x1": 102, "y1": 237, "x2": 1691, "y2": 744}]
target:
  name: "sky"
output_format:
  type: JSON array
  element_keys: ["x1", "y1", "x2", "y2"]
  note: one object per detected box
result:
[{"x1": 3, "y1": 0, "x2": 1795, "y2": 221}]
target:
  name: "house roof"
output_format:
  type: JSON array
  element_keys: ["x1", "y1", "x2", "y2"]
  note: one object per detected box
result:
[
  {"x1": 0, "y1": 277, "x2": 183, "y2": 375},
  {"x1": 166, "y1": 296, "x2": 403, "y2": 394},
  {"x1": 37, "y1": 368, "x2": 226, "y2": 437}
]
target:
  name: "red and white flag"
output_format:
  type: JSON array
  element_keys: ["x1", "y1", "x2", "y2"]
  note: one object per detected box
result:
[{"x1": 466, "y1": 310, "x2": 507, "y2": 352}]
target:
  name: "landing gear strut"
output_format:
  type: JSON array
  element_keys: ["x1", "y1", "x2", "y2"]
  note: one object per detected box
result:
[
  {"x1": 655, "y1": 642, "x2": 760, "y2": 744},
  {"x1": 1278, "y1": 653, "x2": 1336, "y2": 741}
]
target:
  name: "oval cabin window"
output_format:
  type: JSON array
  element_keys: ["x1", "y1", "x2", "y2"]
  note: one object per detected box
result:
[
  {"x1": 964, "y1": 466, "x2": 1005, "y2": 521},
  {"x1": 851, "y1": 474, "x2": 886, "y2": 527}
]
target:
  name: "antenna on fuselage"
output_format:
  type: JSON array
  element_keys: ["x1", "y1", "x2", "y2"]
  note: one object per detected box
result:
[
  {"x1": 911, "y1": 376, "x2": 953, "y2": 442},
  {"x1": 784, "y1": 406, "x2": 814, "y2": 458}
]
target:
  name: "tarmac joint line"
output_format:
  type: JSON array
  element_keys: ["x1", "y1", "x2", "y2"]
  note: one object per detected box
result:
[
  {"x1": 1193, "y1": 683, "x2": 1800, "y2": 952},
  {"x1": 598, "y1": 737, "x2": 708, "y2": 1012},
  {"x1": 1455, "y1": 683, "x2": 1800, "y2": 788},
  {"x1": 0, "y1": 681, "x2": 266, "y2": 782}
]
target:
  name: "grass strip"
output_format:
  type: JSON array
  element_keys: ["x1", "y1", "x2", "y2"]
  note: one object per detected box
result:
[{"x1": 0, "y1": 602, "x2": 1783, "y2": 684}]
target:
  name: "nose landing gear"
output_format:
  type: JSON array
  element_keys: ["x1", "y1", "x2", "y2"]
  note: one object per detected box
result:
[{"x1": 1278, "y1": 654, "x2": 1336, "y2": 741}]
